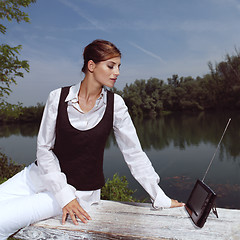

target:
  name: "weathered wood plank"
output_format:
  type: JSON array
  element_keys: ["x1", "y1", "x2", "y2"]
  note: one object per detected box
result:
[{"x1": 14, "y1": 200, "x2": 240, "y2": 240}]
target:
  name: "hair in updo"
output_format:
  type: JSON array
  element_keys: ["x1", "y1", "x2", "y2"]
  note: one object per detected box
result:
[{"x1": 81, "y1": 39, "x2": 121, "y2": 73}]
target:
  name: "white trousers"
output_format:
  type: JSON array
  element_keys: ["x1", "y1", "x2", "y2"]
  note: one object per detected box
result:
[{"x1": 0, "y1": 166, "x2": 62, "y2": 240}]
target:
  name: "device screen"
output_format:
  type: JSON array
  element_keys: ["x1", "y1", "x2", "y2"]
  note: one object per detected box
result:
[{"x1": 188, "y1": 182, "x2": 209, "y2": 216}]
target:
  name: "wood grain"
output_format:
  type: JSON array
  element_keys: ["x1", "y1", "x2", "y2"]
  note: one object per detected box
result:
[{"x1": 14, "y1": 200, "x2": 240, "y2": 240}]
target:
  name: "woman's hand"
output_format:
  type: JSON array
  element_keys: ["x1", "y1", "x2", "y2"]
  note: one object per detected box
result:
[
  {"x1": 170, "y1": 199, "x2": 185, "y2": 208},
  {"x1": 62, "y1": 198, "x2": 91, "y2": 225}
]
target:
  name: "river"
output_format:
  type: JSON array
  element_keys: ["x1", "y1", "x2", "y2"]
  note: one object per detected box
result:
[{"x1": 0, "y1": 110, "x2": 240, "y2": 209}]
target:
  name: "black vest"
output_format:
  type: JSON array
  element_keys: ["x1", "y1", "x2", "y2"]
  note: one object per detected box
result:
[{"x1": 53, "y1": 86, "x2": 114, "y2": 191}]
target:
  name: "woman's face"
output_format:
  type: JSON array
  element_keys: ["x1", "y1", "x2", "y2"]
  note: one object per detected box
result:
[{"x1": 91, "y1": 56, "x2": 121, "y2": 88}]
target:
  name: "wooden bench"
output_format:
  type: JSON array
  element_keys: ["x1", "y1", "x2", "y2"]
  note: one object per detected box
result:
[{"x1": 14, "y1": 200, "x2": 240, "y2": 240}]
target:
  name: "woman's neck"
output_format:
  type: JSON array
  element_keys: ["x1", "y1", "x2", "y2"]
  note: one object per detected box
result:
[
  {"x1": 77, "y1": 76, "x2": 103, "y2": 113},
  {"x1": 79, "y1": 76, "x2": 102, "y2": 101}
]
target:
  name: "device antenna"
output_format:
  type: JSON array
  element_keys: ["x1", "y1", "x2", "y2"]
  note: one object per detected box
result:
[{"x1": 202, "y1": 118, "x2": 231, "y2": 182}]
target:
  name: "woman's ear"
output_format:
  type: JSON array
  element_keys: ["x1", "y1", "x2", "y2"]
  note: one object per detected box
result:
[{"x1": 87, "y1": 60, "x2": 95, "y2": 73}]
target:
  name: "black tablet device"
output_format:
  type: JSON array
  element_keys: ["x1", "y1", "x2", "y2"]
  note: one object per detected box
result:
[{"x1": 185, "y1": 179, "x2": 218, "y2": 228}]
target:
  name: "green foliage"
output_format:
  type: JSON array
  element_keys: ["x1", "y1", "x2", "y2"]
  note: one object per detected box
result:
[
  {"x1": 0, "y1": 44, "x2": 29, "y2": 97},
  {"x1": 0, "y1": 102, "x2": 44, "y2": 123},
  {"x1": 0, "y1": 177, "x2": 7, "y2": 184},
  {"x1": 19, "y1": 102, "x2": 44, "y2": 122},
  {"x1": 0, "y1": 101, "x2": 23, "y2": 122},
  {"x1": 0, "y1": 0, "x2": 36, "y2": 29},
  {"x1": 116, "y1": 48, "x2": 240, "y2": 117},
  {"x1": 208, "y1": 48, "x2": 240, "y2": 108},
  {"x1": 0, "y1": 151, "x2": 24, "y2": 183},
  {"x1": 122, "y1": 78, "x2": 165, "y2": 118},
  {"x1": 0, "y1": 0, "x2": 36, "y2": 110},
  {"x1": 101, "y1": 173, "x2": 140, "y2": 202}
]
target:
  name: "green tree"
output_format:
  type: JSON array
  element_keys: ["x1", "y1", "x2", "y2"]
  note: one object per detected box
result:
[
  {"x1": 122, "y1": 80, "x2": 145, "y2": 118},
  {"x1": 208, "y1": 49, "x2": 240, "y2": 108},
  {"x1": 0, "y1": 0, "x2": 36, "y2": 108}
]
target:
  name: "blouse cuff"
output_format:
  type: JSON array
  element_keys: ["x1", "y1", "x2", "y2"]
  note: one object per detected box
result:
[
  {"x1": 152, "y1": 189, "x2": 172, "y2": 209},
  {"x1": 54, "y1": 184, "x2": 76, "y2": 208}
]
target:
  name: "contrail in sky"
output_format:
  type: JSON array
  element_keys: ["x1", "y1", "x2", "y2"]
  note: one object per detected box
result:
[
  {"x1": 58, "y1": 0, "x2": 106, "y2": 31},
  {"x1": 128, "y1": 41, "x2": 165, "y2": 63}
]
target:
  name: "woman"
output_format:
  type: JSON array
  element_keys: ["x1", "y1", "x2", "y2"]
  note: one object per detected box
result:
[{"x1": 0, "y1": 39, "x2": 184, "y2": 239}]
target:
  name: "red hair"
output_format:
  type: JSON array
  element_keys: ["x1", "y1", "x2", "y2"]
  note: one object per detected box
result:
[{"x1": 81, "y1": 39, "x2": 121, "y2": 73}]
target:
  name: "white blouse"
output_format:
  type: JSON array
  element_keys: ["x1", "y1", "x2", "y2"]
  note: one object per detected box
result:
[{"x1": 28, "y1": 82, "x2": 171, "y2": 210}]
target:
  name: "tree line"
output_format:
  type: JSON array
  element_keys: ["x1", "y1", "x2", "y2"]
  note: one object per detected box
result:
[
  {"x1": 0, "y1": 102, "x2": 44, "y2": 123},
  {"x1": 1, "y1": 2, "x2": 240, "y2": 121},
  {"x1": 114, "y1": 49, "x2": 240, "y2": 118},
  {"x1": 1, "y1": 49, "x2": 240, "y2": 122}
]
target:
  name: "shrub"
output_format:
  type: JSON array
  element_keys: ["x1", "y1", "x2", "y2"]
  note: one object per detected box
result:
[
  {"x1": 0, "y1": 152, "x2": 24, "y2": 183},
  {"x1": 101, "y1": 173, "x2": 140, "y2": 202}
]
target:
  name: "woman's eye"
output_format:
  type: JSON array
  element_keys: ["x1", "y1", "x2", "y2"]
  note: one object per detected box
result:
[{"x1": 108, "y1": 65, "x2": 114, "y2": 69}]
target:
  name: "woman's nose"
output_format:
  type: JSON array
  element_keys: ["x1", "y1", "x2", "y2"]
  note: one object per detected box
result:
[{"x1": 114, "y1": 67, "x2": 120, "y2": 76}]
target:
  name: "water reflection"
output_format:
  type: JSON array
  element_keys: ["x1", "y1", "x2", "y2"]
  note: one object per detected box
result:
[
  {"x1": 0, "y1": 111, "x2": 240, "y2": 208},
  {"x1": 134, "y1": 111, "x2": 240, "y2": 158},
  {"x1": 1, "y1": 112, "x2": 239, "y2": 159},
  {"x1": 0, "y1": 122, "x2": 40, "y2": 138}
]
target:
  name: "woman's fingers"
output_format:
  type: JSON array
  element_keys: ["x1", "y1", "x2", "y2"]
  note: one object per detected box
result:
[
  {"x1": 62, "y1": 208, "x2": 68, "y2": 225},
  {"x1": 170, "y1": 199, "x2": 185, "y2": 208},
  {"x1": 69, "y1": 210, "x2": 81, "y2": 225},
  {"x1": 77, "y1": 206, "x2": 92, "y2": 221},
  {"x1": 62, "y1": 198, "x2": 91, "y2": 225}
]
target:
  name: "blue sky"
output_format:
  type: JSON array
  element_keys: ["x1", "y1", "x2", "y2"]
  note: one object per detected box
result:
[{"x1": 2, "y1": 0, "x2": 240, "y2": 106}]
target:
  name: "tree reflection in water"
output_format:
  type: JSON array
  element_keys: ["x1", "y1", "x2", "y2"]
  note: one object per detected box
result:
[{"x1": 0, "y1": 111, "x2": 240, "y2": 209}]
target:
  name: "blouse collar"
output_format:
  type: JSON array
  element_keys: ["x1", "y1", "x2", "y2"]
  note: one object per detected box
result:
[{"x1": 65, "y1": 82, "x2": 107, "y2": 104}]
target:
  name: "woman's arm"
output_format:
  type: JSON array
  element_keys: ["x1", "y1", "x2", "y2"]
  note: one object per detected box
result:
[
  {"x1": 36, "y1": 88, "x2": 76, "y2": 208},
  {"x1": 113, "y1": 94, "x2": 184, "y2": 208},
  {"x1": 37, "y1": 88, "x2": 92, "y2": 224}
]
